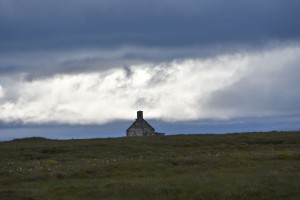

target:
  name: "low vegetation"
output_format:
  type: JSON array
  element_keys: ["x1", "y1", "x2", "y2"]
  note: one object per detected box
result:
[{"x1": 0, "y1": 131, "x2": 299, "y2": 200}]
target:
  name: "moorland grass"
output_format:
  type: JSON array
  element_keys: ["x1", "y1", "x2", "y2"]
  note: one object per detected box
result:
[{"x1": 0, "y1": 131, "x2": 299, "y2": 200}]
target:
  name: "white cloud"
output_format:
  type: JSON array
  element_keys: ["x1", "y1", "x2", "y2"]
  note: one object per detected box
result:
[
  {"x1": 205, "y1": 45, "x2": 300, "y2": 119},
  {"x1": 0, "y1": 85, "x2": 5, "y2": 99},
  {"x1": 0, "y1": 45, "x2": 299, "y2": 124}
]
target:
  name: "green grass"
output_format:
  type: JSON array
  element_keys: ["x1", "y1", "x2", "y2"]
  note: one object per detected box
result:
[{"x1": 0, "y1": 131, "x2": 299, "y2": 200}]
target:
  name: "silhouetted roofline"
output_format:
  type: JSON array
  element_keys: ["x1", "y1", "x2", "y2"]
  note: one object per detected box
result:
[{"x1": 126, "y1": 118, "x2": 155, "y2": 132}]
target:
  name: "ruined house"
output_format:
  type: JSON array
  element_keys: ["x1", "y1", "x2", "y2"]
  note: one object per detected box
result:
[{"x1": 126, "y1": 111, "x2": 164, "y2": 136}]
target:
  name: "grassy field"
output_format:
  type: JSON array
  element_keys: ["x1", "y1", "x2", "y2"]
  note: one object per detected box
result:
[{"x1": 0, "y1": 131, "x2": 299, "y2": 200}]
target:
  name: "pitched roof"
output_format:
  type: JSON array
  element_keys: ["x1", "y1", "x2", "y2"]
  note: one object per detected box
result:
[{"x1": 126, "y1": 118, "x2": 155, "y2": 132}]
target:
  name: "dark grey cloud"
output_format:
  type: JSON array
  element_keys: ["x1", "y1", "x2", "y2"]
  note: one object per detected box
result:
[
  {"x1": 1, "y1": 0, "x2": 300, "y2": 53},
  {"x1": 1, "y1": 0, "x2": 300, "y2": 78}
]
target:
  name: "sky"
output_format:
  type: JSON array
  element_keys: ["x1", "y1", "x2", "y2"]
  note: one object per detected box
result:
[{"x1": 1, "y1": 0, "x2": 300, "y2": 140}]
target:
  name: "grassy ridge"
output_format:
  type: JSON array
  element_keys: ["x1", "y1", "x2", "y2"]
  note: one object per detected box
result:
[{"x1": 0, "y1": 131, "x2": 299, "y2": 200}]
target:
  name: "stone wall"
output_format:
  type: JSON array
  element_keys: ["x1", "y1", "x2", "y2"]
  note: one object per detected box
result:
[{"x1": 127, "y1": 127, "x2": 155, "y2": 136}]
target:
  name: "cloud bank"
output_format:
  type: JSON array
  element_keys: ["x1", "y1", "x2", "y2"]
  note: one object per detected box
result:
[
  {"x1": 1, "y1": 0, "x2": 300, "y2": 81},
  {"x1": 1, "y1": 45, "x2": 299, "y2": 125},
  {"x1": 1, "y1": 0, "x2": 300, "y2": 53}
]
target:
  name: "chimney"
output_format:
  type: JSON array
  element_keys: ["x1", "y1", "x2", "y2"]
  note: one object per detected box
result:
[{"x1": 137, "y1": 110, "x2": 143, "y2": 120}]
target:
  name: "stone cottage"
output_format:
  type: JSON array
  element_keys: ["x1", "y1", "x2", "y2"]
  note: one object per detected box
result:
[{"x1": 126, "y1": 111, "x2": 164, "y2": 136}]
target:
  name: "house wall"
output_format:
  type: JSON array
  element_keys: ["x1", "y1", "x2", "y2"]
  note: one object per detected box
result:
[{"x1": 127, "y1": 127, "x2": 155, "y2": 136}]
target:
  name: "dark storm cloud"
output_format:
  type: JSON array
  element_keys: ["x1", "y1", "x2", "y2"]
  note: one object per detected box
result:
[{"x1": 1, "y1": 0, "x2": 300, "y2": 53}]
